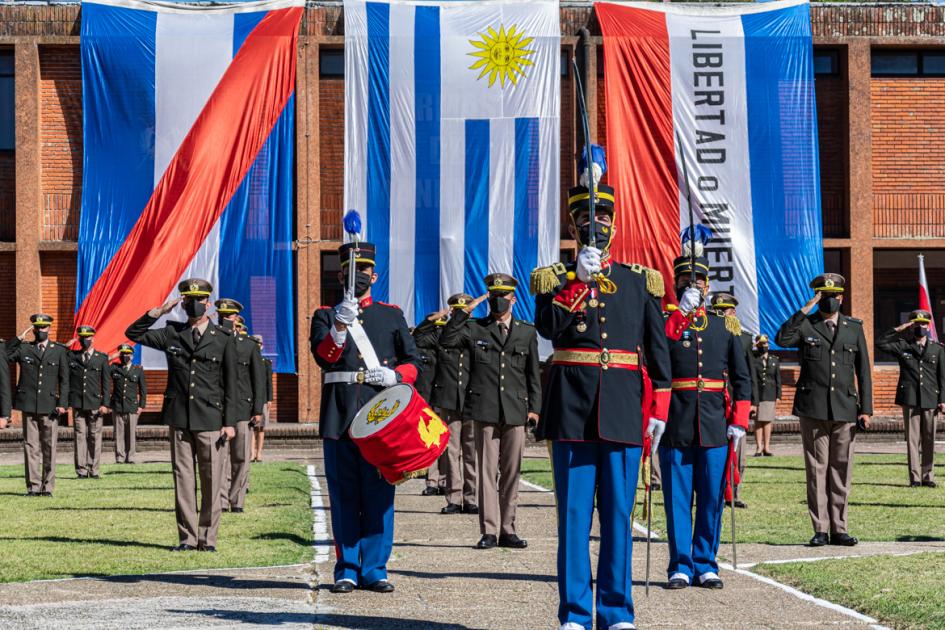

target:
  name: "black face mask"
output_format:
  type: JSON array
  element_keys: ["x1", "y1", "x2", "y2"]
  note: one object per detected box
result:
[
  {"x1": 346, "y1": 271, "x2": 373, "y2": 298},
  {"x1": 34, "y1": 330, "x2": 48, "y2": 342},
  {"x1": 183, "y1": 299, "x2": 207, "y2": 318},
  {"x1": 79, "y1": 338, "x2": 92, "y2": 350},
  {"x1": 488, "y1": 295, "x2": 511, "y2": 315},
  {"x1": 577, "y1": 222, "x2": 613, "y2": 250},
  {"x1": 120, "y1": 354, "x2": 132, "y2": 364},
  {"x1": 755, "y1": 346, "x2": 768, "y2": 355},
  {"x1": 818, "y1": 296, "x2": 841, "y2": 315},
  {"x1": 219, "y1": 318, "x2": 234, "y2": 330},
  {"x1": 915, "y1": 326, "x2": 928, "y2": 338}
]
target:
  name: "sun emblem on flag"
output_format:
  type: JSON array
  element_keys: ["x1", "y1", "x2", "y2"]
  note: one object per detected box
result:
[{"x1": 467, "y1": 24, "x2": 535, "y2": 89}]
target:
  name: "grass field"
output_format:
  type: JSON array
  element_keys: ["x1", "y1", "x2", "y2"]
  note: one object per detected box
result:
[
  {"x1": 757, "y1": 553, "x2": 945, "y2": 630},
  {"x1": 0, "y1": 461, "x2": 313, "y2": 583},
  {"x1": 521, "y1": 452, "x2": 945, "y2": 544}
]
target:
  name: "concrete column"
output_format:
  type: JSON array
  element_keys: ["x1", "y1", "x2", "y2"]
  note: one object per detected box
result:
[{"x1": 15, "y1": 42, "x2": 41, "y2": 330}]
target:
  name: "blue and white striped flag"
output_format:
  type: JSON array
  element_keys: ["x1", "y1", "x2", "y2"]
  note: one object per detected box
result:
[{"x1": 344, "y1": 0, "x2": 560, "y2": 325}]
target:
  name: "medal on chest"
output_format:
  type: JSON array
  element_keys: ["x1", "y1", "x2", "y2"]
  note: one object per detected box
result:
[{"x1": 682, "y1": 330, "x2": 692, "y2": 349}]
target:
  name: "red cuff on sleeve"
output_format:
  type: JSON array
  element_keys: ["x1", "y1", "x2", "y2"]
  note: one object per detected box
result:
[
  {"x1": 731, "y1": 400, "x2": 751, "y2": 429},
  {"x1": 552, "y1": 280, "x2": 590, "y2": 313},
  {"x1": 651, "y1": 389, "x2": 671, "y2": 421},
  {"x1": 665, "y1": 310, "x2": 691, "y2": 340},
  {"x1": 395, "y1": 363, "x2": 418, "y2": 385},
  {"x1": 316, "y1": 333, "x2": 345, "y2": 363}
]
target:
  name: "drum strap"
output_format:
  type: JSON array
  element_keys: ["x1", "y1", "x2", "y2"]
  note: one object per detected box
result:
[{"x1": 347, "y1": 319, "x2": 381, "y2": 370}]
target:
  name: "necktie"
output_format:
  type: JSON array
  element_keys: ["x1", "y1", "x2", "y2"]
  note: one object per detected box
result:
[
  {"x1": 192, "y1": 327, "x2": 202, "y2": 346},
  {"x1": 498, "y1": 323, "x2": 509, "y2": 341},
  {"x1": 84, "y1": 352, "x2": 91, "y2": 363},
  {"x1": 826, "y1": 320, "x2": 836, "y2": 339}
]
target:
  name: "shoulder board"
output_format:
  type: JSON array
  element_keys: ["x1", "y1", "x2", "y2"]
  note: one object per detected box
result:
[
  {"x1": 514, "y1": 319, "x2": 534, "y2": 328},
  {"x1": 215, "y1": 325, "x2": 233, "y2": 336},
  {"x1": 249, "y1": 336, "x2": 262, "y2": 345},
  {"x1": 530, "y1": 262, "x2": 570, "y2": 295},
  {"x1": 52, "y1": 342, "x2": 67, "y2": 348},
  {"x1": 618, "y1": 263, "x2": 665, "y2": 298},
  {"x1": 263, "y1": 357, "x2": 272, "y2": 364},
  {"x1": 844, "y1": 316, "x2": 863, "y2": 324}
]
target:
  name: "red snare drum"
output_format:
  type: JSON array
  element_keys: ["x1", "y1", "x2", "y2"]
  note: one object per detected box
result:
[{"x1": 349, "y1": 384, "x2": 450, "y2": 485}]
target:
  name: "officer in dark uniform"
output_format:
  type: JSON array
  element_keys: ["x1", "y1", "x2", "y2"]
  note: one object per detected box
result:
[
  {"x1": 310, "y1": 241, "x2": 419, "y2": 594},
  {"x1": 430, "y1": 293, "x2": 478, "y2": 515},
  {"x1": 9, "y1": 314, "x2": 69, "y2": 496},
  {"x1": 775, "y1": 273, "x2": 871, "y2": 547},
  {"x1": 215, "y1": 299, "x2": 265, "y2": 513},
  {"x1": 251, "y1": 335, "x2": 273, "y2": 463},
  {"x1": 110, "y1": 343, "x2": 147, "y2": 464},
  {"x1": 126, "y1": 278, "x2": 238, "y2": 552},
  {"x1": 751, "y1": 334, "x2": 781, "y2": 456},
  {"x1": 532, "y1": 178, "x2": 672, "y2": 630},
  {"x1": 877, "y1": 309, "x2": 945, "y2": 487},
  {"x1": 412, "y1": 310, "x2": 448, "y2": 497},
  {"x1": 709, "y1": 292, "x2": 757, "y2": 509},
  {"x1": 662, "y1": 247, "x2": 752, "y2": 590},
  {"x1": 0, "y1": 333, "x2": 13, "y2": 431},
  {"x1": 441, "y1": 273, "x2": 541, "y2": 551},
  {"x1": 69, "y1": 325, "x2": 110, "y2": 479}
]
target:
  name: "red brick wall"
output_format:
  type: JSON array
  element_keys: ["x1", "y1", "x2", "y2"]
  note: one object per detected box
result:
[
  {"x1": 39, "y1": 44, "x2": 82, "y2": 242},
  {"x1": 0, "y1": 251, "x2": 13, "y2": 338},
  {"x1": 39, "y1": 251, "x2": 76, "y2": 342}
]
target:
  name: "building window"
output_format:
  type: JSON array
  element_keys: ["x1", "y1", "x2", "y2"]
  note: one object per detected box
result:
[
  {"x1": 320, "y1": 49, "x2": 344, "y2": 78},
  {"x1": 813, "y1": 50, "x2": 839, "y2": 76},
  {"x1": 871, "y1": 49, "x2": 945, "y2": 77},
  {"x1": 0, "y1": 52, "x2": 13, "y2": 150}
]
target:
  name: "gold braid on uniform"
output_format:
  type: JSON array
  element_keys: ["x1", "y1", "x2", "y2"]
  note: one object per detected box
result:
[
  {"x1": 594, "y1": 271, "x2": 617, "y2": 295},
  {"x1": 530, "y1": 263, "x2": 565, "y2": 296},
  {"x1": 725, "y1": 315, "x2": 742, "y2": 336},
  {"x1": 644, "y1": 267, "x2": 664, "y2": 298}
]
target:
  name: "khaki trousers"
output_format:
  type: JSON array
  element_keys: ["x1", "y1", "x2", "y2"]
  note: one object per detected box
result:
[
  {"x1": 426, "y1": 444, "x2": 449, "y2": 489},
  {"x1": 475, "y1": 421, "x2": 525, "y2": 537},
  {"x1": 171, "y1": 428, "x2": 227, "y2": 547},
  {"x1": 903, "y1": 406, "x2": 936, "y2": 484},
  {"x1": 221, "y1": 420, "x2": 251, "y2": 509},
  {"x1": 799, "y1": 417, "x2": 856, "y2": 535},
  {"x1": 74, "y1": 410, "x2": 104, "y2": 476},
  {"x1": 23, "y1": 413, "x2": 57, "y2": 494},
  {"x1": 114, "y1": 412, "x2": 139, "y2": 463},
  {"x1": 440, "y1": 409, "x2": 478, "y2": 507}
]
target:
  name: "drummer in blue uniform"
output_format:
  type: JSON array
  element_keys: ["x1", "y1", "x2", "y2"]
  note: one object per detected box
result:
[
  {"x1": 310, "y1": 241, "x2": 420, "y2": 595},
  {"x1": 661, "y1": 231, "x2": 752, "y2": 590},
  {"x1": 531, "y1": 148, "x2": 672, "y2": 630}
]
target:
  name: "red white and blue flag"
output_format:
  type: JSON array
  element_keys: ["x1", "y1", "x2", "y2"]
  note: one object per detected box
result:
[
  {"x1": 76, "y1": 0, "x2": 302, "y2": 372},
  {"x1": 918, "y1": 254, "x2": 938, "y2": 341},
  {"x1": 598, "y1": 0, "x2": 823, "y2": 342}
]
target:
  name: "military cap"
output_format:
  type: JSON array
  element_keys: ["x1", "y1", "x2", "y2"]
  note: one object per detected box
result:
[
  {"x1": 76, "y1": 325, "x2": 96, "y2": 337},
  {"x1": 810, "y1": 273, "x2": 845, "y2": 294},
  {"x1": 485, "y1": 273, "x2": 517, "y2": 295},
  {"x1": 568, "y1": 184, "x2": 615, "y2": 219},
  {"x1": 448, "y1": 293, "x2": 474, "y2": 309},
  {"x1": 672, "y1": 255, "x2": 710, "y2": 280},
  {"x1": 910, "y1": 309, "x2": 933, "y2": 324},
  {"x1": 235, "y1": 315, "x2": 247, "y2": 331},
  {"x1": 179, "y1": 278, "x2": 213, "y2": 297},
  {"x1": 339, "y1": 241, "x2": 377, "y2": 268},
  {"x1": 710, "y1": 292, "x2": 738, "y2": 311},
  {"x1": 118, "y1": 343, "x2": 134, "y2": 354},
  {"x1": 251, "y1": 334, "x2": 263, "y2": 345},
  {"x1": 214, "y1": 298, "x2": 244, "y2": 314},
  {"x1": 30, "y1": 313, "x2": 53, "y2": 328},
  {"x1": 754, "y1": 334, "x2": 769, "y2": 345}
]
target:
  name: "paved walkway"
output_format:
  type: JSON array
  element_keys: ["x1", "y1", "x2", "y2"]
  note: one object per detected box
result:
[{"x1": 0, "y1": 446, "x2": 942, "y2": 628}]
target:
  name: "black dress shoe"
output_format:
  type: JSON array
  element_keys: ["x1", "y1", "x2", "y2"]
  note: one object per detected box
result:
[
  {"x1": 198, "y1": 545, "x2": 217, "y2": 552},
  {"x1": 666, "y1": 578, "x2": 689, "y2": 590},
  {"x1": 763, "y1": 451, "x2": 774, "y2": 457},
  {"x1": 77, "y1": 473, "x2": 88, "y2": 479},
  {"x1": 830, "y1": 533, "x2": 858, "y2": 547},
  {"x1": 441, "y1": 503, "x2": 462, "y2": 515},
  {"x1": 809, "y1": 532, "x2": 828, "y2": 547},
  {"x1": 651, "y1": 483, "x2": 661, "y2": 491},
  {"x1": 699, "y1": 577, "x2": 724, "y2": 589},
  {"x1": 40, "y1": 491, "x2": 52, "y2": 497},
  {"x1": 923, "y1": 480, "x2": 937, "y2": 488},
  {"x1": 330, "y1": 580, "x2": 355, "y2": 594},
  {"x1": 90, "y1": 474, "x2": 100, "y2": 480},
  {"x1": 475, "y1": 535, "x2": 497, "y2": 549},
  {"x1": 498, "y1": 534, "x2": 528, "y2": 549},
  {"x1": 421, "y1": 486, "x2": 439, "y2": 497},
  {"x1": 752, "y1": 452, "x2": 764, "y2": 458},
  {"x1": 910, "y1": 481, "x2": 922, "y2": 488},
  {"x1": 171, "y1": 544, "x2": 196, "y2": 552},
  {"x1": 368, "y1": 580, "x2": 395, "y2": 593},
  {"x1": 230, "y1": 507, "x2": 244, "y2": 513},
  {"x1": 734, "y1": 500, "x2": 748, "y2": 509},
  {"x1": 25, "y1": 491, "x2": 38, "y2": 497},
  {"x1": 463, "y1": 504, "x2": 480, "y2": 515}
]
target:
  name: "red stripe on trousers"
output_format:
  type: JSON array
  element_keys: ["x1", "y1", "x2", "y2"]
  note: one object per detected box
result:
[
  {"x1": 597, "y1": 4, "x2": 679, "y2": 304},
  {"x1": 73, "y1": 7, "x2": 303, "y2": 353}
]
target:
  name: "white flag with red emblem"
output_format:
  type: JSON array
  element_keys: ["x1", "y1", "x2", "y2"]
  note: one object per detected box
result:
[{"x1": 918, "y1": 253, "x2": 938, "y2": 341}]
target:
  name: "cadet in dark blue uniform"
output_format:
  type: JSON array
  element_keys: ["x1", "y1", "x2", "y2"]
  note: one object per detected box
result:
[
  {"x1": 532, "y1": 182, "x2": 672, "y2": 630},
  {"x1": 310, "y1": 241, "x2": 419, "y2": 595},
  {"x1": 661, "y1": 249, "x2": 752, "y2": 590}
]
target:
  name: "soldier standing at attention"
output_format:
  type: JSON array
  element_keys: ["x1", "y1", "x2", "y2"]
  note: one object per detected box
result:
[
  {"x1": 776, "y1": 273, "x2": 872, "y2": 547},
  {"x1": 751, "y1": 334, "x2": 781, "y2": 457},
  {"x1": 126, "y1": 278, "x2": 238, "y2": 552},
  {"x1": 9, "y1": 315, "x2": 68, "y2": 497},
  {"x1": 413, "y1": 310, "x2": 448, "y2": 497},
  {"x1": 69, "y1": 325, "x2": 110, "y2": 479},
  {"x1": 310, "y1": 241, "x2": 419, "y2": 594},
  {"x1": 430, "y1": 293, "x2": 478, "y2": 516},
  {"x1": 532, "y1": 176, "x2": 672, "y2": 629},
  {"x1": 250, "y1": 335, "x2": 273, "y2": 463},
  {"x1": 215, "y1": 301, "x2": 265, "y2": 513},
  {"x1": 877, "y1": 309, "x2": 945, "y2": 488},
  {"x1": 440, "y1": 274, "x2": 541, "y2": 551},
  {"x1": 111, "y1": 343, "x2": 147, "y2": 464}
]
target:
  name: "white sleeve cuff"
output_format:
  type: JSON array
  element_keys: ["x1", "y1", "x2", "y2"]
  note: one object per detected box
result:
[{"x1": 329, "y1": 325, "x2": 347, "y2": 347}]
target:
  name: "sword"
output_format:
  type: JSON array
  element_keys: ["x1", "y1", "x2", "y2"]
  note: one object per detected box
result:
[
  {"x1": 729, "y1": 438, "x2": 738, "y2": 570},
  {"x1": 675, "y1": 130, "x2": 697, "y2": 291},
  {"x1": 645, "y1": 448, "x2": 653, "y2": 596},
  {"x1": 571, "y1": 57, "x2": 596, "y2": 250},
  {"x1": 343, "y1": 210, "x2": 362, "y2": 297}
]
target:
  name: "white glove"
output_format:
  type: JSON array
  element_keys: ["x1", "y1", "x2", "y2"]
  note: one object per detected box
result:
[
  {"x1": 646, "y1": 418, "x2": 666, "y2": 452},
  {"x1": 329, "y1": 325, "x2": 347, "y2": 346},
  {"x1": 678, "y1": 287, "x2": 703, "y2": 315},
  {"x1": 364, "y1": 366, "x2": 398, "y2": 388},
  {"x1": 727, "y1": 425, "x2": 746, "y2": 443},
  {"x1": 334, "y1": 292, "x2": 359, "y2": 326},
  {"x1": 576, "y1": 247, "x2": 602, "y2": 283}
]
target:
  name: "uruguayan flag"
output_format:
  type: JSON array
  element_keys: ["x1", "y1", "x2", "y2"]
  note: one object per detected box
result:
[{"x1": 344, "y1": 0, "x2": 560, "y2": 324}]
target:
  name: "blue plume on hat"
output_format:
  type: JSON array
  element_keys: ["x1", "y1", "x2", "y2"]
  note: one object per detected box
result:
[
  {"x1": 680, "y1": 224, "x2": 712, "y2": 257},
  {"x1": 343, "y1": 209, "x2": 362, "y2": 238},
  {"x1": 578, "y1": 144, "x2": 607, "y2": 188}
]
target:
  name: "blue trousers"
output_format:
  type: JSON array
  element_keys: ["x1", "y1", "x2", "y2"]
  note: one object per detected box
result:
[
  {"x1": 323, "y1": 438, "x2": 396, "y2": 585},
  {"x1": 658, "y1": 445, "x2": 727, "y2": 580},
  {"x1": 552, "y1": 441, "x2": 641, "y2": 630}
]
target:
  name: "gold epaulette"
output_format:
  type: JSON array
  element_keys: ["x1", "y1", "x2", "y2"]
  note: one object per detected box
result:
[
  {"x1": 530, "y1": 262, "x2": 567, "y2": 295},
  {"x1": 619, "y1": 263, "x2": 665, "y2": 298},
  {"x1": 725, "y1": 315, "x2": 742, "y2": 336}
]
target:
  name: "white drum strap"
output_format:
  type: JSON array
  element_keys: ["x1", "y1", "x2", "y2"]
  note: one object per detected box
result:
[{"x1": 347, "y1": 319, "x2": 380, "y2": 370}]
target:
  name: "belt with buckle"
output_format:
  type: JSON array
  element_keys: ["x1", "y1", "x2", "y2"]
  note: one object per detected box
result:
[
  {"x1": 671, "y1": 378, "x2": 725, "y2": 392},
  {"x1": 552, "y1": 349, "x2": 639, "y2": 371},
  {"x1": 324, "y1": 370, "x2": 366, "y2": 385}
]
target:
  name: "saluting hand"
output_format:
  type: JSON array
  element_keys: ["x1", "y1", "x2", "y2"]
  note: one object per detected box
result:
[
  {"x1": 149, "y1": 298, "x2": 181, "y2": 318},
  {"x1": 17, "y1": 326, "x2": 32, "y2": 341},
  {"x1": 895, "y1": 321, "x2": 914, "y2": 333},
  {"x1": 428, "y1": 308, "x2": 450, "y2": 322},
  {"x1": 465, "y1": 294, "x2": 489, "y2": 314},
  {"x1": 801, "y1": 291, "x2": 822, "y2": 315}
]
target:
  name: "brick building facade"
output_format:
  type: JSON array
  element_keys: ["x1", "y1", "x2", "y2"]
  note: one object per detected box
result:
[{"x1": 0, "y1": 2, "x2": 943, "y2": 422}]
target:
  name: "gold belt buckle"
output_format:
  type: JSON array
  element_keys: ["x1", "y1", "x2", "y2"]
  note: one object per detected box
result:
[
  {"x1": 600, "y1": 349, "x2": 611, "y2": 369},
  {"x1": 696, "y1": 378, "x2": 705, "y2": 392},
  {"x1": 356, "y1": 370, "x2": 366, "y2": 384}
]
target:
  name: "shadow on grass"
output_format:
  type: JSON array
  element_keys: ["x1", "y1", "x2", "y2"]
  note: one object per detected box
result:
[
  {"x1": 103, "y1": 573, "x2": 310, "y2": 590},
  {"x1": 393, "y1": 542, "x2": 477, "y2": 549},
  {"x1": 311, "y1": 613, "x2": 476, "y2": 630},
  {"x1": 165, "y1": 609, "x2": 316, "y2": 624},
  {"x1": 390, "y1": 569, "x2": 556, "y2": 583},
  {"x1": 252, "y1": 532, "x2": 310, "y2": 546},
  {"x1": 41, "y1": 506, "x2": 173, "y2": 513},
  {"x1": 896, "y1": 535, "x2": 945, "y2": 542},
  {"x1": 0, "y1": 535, "x2": 170, "y2": 550},
  {"x1": 848, "y1": 502, "x2": 945, "y2": 509}
]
